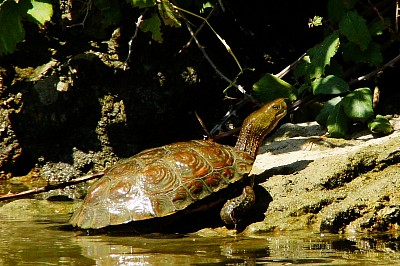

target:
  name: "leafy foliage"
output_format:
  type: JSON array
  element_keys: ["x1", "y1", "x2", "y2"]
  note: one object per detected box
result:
[
  {"x1": 254, "y1": 0, "x2": 393, "y2": 138},
  {"x1": 26, "y1": 0, "x2": 53, "y2": 25},
  {"x1": 158, "y1": 0, "x2": 181, "y2": 28},
  {"x1": 294, "y1": 32, "x2": 340, "y2": 80},
  {"x1": 0, "y1": 0, "x2": 25, "y2": 55},
  {"x1": 253, "y1": 74, "x2": 297, "y2": 103},
  {"x1": 326, "y1": 101, "x2": 350, "y2": 138},
  {"x1": 368, "y1": 115, "x2": 394, "y2": 135},
  {"x1": 342, "y1": 42, "x2": 382, "y2": 66},
  {"x1": 338, "y1": 11, "x2": 371, "y2": 51},
  {"x1": 341, "y1": 88, "x2": 373, "y2": 122},
  {"x1": 141, "y1": 13, "x2": 163, "y2": 42},
  {"x1": 311, "y1": 75, "x2": 349, "y2": 95},
  {"x1": 0, "y1": 0, "x2": 53, "y2": 55},
  {"x1": 0, "y1": 0, "x2": 395, "y2": 139},
  {"x1": 127, "y1": 0, "x2": 156, "y2": 8}
]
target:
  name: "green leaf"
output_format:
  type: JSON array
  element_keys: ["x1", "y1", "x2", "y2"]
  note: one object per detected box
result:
[
  {"x1": 308, "y1": 16, "x2": 323, "y2": 27},
  {"x1": 369, "y1": 18, "x2": 390, "y2": 36},
  {"x1": 158, "y1": 0, "x2": 181, "y2": 28},
  {"x1": 252, "y1": 73, "x2": 297, "y2": 103},
  {"x1": 27, "y1": 0, "x2": 53, "y2": 25},
  {"x1": 127, "y1": 0, "x2": 156, "y2": 8},
  {"x1": 312, "y1": 75, "x2": 349, "y2": 95},
  {"x1": 298, "y1": 32, "x2": 340, "y2": 79},
  {"x1": 367, "y1": 115, "x2": 394, "y2": 135},
  {"x1": 342, "y1": 87, "x2": 373, "y2": 122},
  {"x1": 342, "y1": 42, "x2": 383, "y2": 66},
  {"x1": 326, "y1": 101, "x2": 350, "y2": 138},
  {"x1": 316, "y1": 96, "x2": 342, "y2": 126},
  {"x1": 0, "y1": 0, "x2": 25, "y2": 55},
  {"x1": 298, "y1": 84, "x2": 311, "y2": 95},
  {"x1": 140, "y1": 13, "x2": 163, "y2": 42},
  {"x1": 339, "y1": 11, "x2": 371, "y2": 51},
  {"x1": 327, "y1": 0, "x2": 357, "y2": 23},
  {"x1": 293, "y1": 55, "x2": 310, "y2": 79},
  {"x1": 200, "y1": 1, "x2": 213, "y2": 13}
]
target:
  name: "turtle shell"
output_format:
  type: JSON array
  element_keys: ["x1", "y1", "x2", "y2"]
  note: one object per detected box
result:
[{"x1": 70, "y1": 140, "x2": 254, "y2": 229}]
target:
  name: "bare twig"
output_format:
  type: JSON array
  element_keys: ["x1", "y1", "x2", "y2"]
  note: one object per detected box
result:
[
  {"x1": 349, "y1": 53, "x2": 400, "y2": 84},
  {"x1": 66, "y1": 0, "x2": 92, "y2": 28},
  {"x1": 123, "y1": 13, "x2": 145, "y2": 70},
  {"x1": 184, "y1": 21, "x2": 236, "y2": 87},
  {"x1": 210, "y1": 94, "x2": 254, "y2": 136},
  {"x1": 368, "y1": 0, "x2": 394, "y2": 34},
  {"x1": 195, "y1": 111, "x2": 211, "y2": 139},
  {"x1": 0, "y1": 172, "x2": 104, "y2": 201},
  {"x1": 172, "y1": 4, "x2": 243, "y2": 72},
  {"x1": 180, "y1": 9, "x2": 214, "y2": 52},
  {"x1": 396, "y1": 0, "x2": 399, "y2": 32},
  {"x1": 217, "y1": 0, "x2": 225, "y2": 12},
  {"x1": 274, "y1": 53, "x2": 306, "y2": 78}
]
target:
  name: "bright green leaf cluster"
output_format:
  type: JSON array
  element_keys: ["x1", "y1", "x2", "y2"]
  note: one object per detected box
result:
[
  {"x1": 317, "y1": 88, "x2": 375, "y2": 138},
  {"x1": 286, "y1": 0, "x2": 392, "y2": 138}
]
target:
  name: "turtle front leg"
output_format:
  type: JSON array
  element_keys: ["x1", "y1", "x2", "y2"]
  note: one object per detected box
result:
[{"x1": 220, "y1": 185, "x2": 256, "y2": 228}]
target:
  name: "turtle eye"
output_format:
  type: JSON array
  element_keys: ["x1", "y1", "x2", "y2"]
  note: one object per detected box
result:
[{"x1": 272, "y1": 105, "x2": 280, "y2": 110}]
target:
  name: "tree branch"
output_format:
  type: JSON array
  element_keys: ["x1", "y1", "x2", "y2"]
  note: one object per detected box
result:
[
  {"x1": 349, "y1": 53, "x2": 400, "y2": 85},
  {"x1": 0, "y1": 172, "x2": 104, "y2": 201}
]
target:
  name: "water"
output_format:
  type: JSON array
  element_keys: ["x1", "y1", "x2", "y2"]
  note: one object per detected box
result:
[{"x1": 0, "y1": 201, "x2": 400, "y2": 266}]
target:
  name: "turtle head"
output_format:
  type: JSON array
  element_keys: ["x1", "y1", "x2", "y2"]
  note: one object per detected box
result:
[{"x1": 235, "y1": 98, "x2": 287, "y2": 158}]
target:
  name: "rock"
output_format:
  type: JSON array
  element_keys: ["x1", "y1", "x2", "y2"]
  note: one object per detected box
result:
[
  {"x1": 0, "y1": 107, "x2": 22, "y2": 178},
  {"x1": 0, "y1": 198, "x2": 75, "y2": 220},
  {"x1": 244, "y1": 117, "x2": 400, "y2": 234}
]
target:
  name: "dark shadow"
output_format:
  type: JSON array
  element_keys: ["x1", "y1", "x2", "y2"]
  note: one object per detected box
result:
[{"x1": 254, "y1": 160, "x2": 314, "y2": 184}]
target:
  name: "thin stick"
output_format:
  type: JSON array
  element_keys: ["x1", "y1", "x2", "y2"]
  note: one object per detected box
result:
[
  {"x1": 180, "y1": 9, "x2": 214, "y2": 52},
  {"x1": 274, "y1": 53, "x2": 306, "y2": 78},
  {"x1": 66, "y1": 0, "x2": 92, "y2": 28},
  {"x1": 195, "y1": 111, "x2": 211, "y2": 139},
  {"x1": 172, "y1": 4, "x2": 243, "y2": 72},
  {"x1": 396, "y1": 0, "x2": 399, "y2": 32},
  {"x1": 210, "y1": 94, "x2": 253, "y2": 136},
  {"x1": 0, "y1": 172, "x2": 104, "y2": 201},
  {"x1": 184, "y1": 21, "x2": 236, "y2": 86},
  {"x1": 349, "y1": 53, "x2": 400, "y2": 84},
  {"x1": 123, "y1": 13, "x2": 145, "y2": 70}
]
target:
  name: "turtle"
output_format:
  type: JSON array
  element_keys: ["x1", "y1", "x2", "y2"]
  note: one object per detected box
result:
[{"x1": 69, "y1": 98, "x2": 287, "y2": 231}]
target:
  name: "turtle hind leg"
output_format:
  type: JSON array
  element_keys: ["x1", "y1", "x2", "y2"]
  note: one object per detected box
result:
[{"x1": 220, "y1": 185, "x2": 256, "y2": 230}]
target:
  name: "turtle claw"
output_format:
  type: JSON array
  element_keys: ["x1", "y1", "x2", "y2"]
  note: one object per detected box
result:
[{"x1": 220, "y1": 185, "x2": 256, "y2": 229}]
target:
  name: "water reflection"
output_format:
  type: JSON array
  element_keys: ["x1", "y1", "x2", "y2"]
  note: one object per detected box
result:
[{"x1": 0, "y1": 201, "x2": 400, "y2": 265}]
